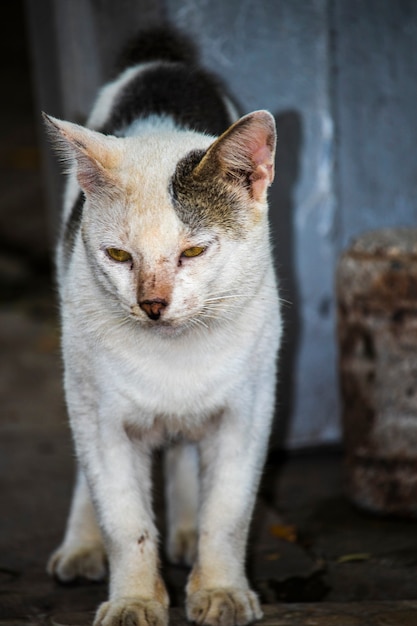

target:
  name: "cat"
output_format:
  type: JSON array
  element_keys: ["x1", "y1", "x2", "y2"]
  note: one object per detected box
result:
[{"x1": 44, "y1": 27, "x2": 281, "y2": 626}]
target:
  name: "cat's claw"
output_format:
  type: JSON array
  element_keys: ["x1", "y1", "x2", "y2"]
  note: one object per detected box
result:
[
  {"x1": 186, "y1": 588, "x2": 263, "y2": 626},
  {"x1": 94, "y1": 598, "x2": 168, "y2": 626},
  {"x1": 167, "y1": 527, "x2": 197, "y2": 566},
  {"x1": 47, "y1": 541, "x2": 107, "y2": 582}
]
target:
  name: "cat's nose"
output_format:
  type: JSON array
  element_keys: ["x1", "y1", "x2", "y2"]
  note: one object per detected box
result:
[{"x1": 139, "y1": 298, "x2": 168, "y2": 321}]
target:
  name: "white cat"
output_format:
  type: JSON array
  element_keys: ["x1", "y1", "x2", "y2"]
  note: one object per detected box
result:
[{"x1": 44, "y1": 28, "x2": 281, "y2": 626}]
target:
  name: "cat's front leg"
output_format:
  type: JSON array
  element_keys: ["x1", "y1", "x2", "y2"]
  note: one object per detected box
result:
[
  {"x1": 186, "y1": 399, "x2": 272, "y2": 626},
  {"x1": 47, "y1": 465, "x2": 106, "y2": 582},
  {"x1": 69, "y1": 406, "x2": 169, "y2": 626}
]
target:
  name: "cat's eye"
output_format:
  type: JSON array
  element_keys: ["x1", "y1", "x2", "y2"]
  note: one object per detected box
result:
[
  {"x1": 106, "y1": 247, "x2": 132, "y2": 263},
  {"x1": 181, "y1": 246, "x2": 206, "y2": 258}
]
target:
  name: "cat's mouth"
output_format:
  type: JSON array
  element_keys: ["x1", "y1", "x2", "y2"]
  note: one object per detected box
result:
[{"x1": 129, "y1": 306, "x2": 209, "y2": 336}]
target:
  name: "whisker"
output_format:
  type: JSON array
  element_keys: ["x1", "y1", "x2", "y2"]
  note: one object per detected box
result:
[
  {"x1": 199, "y1": 313, "x2": 220, "y2": 320},
  {"x1": 205, "y1": 294, "x2": 248, "y2": 302},
  {"x1": 189, "y1": 316, "x2": 209, "y2": 330},
  {"x1": 201, "y1": 303, "x2": 229, "y2": 311}
]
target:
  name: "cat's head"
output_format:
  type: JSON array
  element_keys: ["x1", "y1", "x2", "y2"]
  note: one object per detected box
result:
[{"x1": 44, "y1": 111, "x2": 276, "y2": 335}]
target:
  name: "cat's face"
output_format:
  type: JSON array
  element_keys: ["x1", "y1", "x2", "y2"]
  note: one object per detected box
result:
[
  {"x1": 87, "y1": 202, "x2": 248, "y2": 334},
  {"x1": 45, "y1": 112, "x2": 276, "y2": 334}
]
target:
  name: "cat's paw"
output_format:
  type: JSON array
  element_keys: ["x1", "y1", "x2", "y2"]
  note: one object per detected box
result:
[
  {"x1": 186, "y1": 588, "x2": 262, "y2": 626},
  {"x1": 167, "y1": 527, "x2": 197, "y2": 566},
  {"x1": 47, "y1": 541, "x2": 107, "y2": 582},
  {"x1": 94, "y1": 598, "x2": 168, "y2": 626}
]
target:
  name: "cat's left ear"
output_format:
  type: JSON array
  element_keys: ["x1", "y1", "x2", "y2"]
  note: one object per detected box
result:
[
  {"x1": 42, "y1": 113, "x2": 122, "y2": 195},
  {"x1": 194, "y1": 110, "x2": 276, "y2": 203}
]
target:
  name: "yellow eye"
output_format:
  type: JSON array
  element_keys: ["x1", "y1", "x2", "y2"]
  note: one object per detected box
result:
[
  {"x1": 182, "y1": 246, "x2": 206, "y2": 258},
  {"x1": 106, "y1": 248, "x2": 132, "y2": 262}
]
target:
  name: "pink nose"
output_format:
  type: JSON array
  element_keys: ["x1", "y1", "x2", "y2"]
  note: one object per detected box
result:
[{"x1": 139, "y1": 299, "x2": 168, "y2": 321}]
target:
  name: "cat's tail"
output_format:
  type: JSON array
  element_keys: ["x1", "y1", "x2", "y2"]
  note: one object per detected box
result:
[{"x1": 116, "y1": 26, "x2": 199, "y2": 73}]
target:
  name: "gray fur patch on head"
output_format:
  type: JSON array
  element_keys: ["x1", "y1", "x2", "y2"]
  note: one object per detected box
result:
[{"x1": 170, "y1": 149, "x2": 246, "y2": 237}]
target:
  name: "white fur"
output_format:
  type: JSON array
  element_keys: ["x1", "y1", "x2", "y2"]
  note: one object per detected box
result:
[{"x1": 47, "y1": 65, "x2": 281, "y2": 626}]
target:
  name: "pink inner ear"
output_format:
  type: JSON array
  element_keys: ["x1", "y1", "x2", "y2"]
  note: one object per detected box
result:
[
  {"x1": 253, "y1": 143, "x2": 274, "y2": 176},
  {"x1": 250, "y1": 142, "x2": 275, "y2": 201},
  {"x1": 254, "y1": 142, "x2": 272, "y2": 165}
]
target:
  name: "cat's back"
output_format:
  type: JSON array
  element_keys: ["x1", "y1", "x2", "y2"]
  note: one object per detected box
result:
[{"x1": 88, "y1": 27, "x2": 238, "y2": 139}]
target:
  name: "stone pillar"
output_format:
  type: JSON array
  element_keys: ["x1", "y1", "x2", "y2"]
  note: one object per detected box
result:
[{"x1": 336, "y1": 228, "x2": 417, "y2": 516}]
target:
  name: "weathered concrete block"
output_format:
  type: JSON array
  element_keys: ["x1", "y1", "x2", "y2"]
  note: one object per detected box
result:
[{"x1": 336, "y1": 228, "x2": 417, "y2": 516}]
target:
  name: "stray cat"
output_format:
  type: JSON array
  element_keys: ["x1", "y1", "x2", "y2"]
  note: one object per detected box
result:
[{"x1": 44, "y1": 28, "x2": 281, "y2": 626}]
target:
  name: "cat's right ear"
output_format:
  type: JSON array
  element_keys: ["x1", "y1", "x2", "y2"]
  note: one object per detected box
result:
[
  {"x1": 42, "y1": 113, "x2": 122, "y2": 195},
  {"x1": 193, "y1": 110, "x2": 276, "y2": 204}
]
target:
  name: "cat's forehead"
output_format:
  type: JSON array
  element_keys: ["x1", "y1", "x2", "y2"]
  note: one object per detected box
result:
[
  {"x1": 112, "y1": 132, "x2": 213, "y2": 235},
  {"x1": 108, "y1": 128, "x2": 252, "y2": 240},
  {"x1": 106, "y1": 133, "x2": 204, "y2": 247},
  {"x1": 120, "y1": 130, "x2": 213, "y2": 185}
]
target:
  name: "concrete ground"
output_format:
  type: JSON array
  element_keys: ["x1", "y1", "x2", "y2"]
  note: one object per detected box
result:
[{"x1": 1, "y1": 3, "x2": 417, "y2": 625}]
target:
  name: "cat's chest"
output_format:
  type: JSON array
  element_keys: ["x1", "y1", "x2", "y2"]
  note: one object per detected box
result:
[{"x1": 94, "y1": 324, "x2": 249, "y2": 421}]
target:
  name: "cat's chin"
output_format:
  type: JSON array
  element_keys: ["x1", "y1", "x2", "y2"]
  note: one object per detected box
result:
[
  {"x1": 150, "y1": 324, "x2": 184, "y2": 338},
  {"x1": 140, "y1": 319, "x2": 196, "y2": 338}
]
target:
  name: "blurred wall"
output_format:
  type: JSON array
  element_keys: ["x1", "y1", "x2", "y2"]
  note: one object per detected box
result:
[{"x1": 25, "y1": 0, "x2": 417, "y2": 448}]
